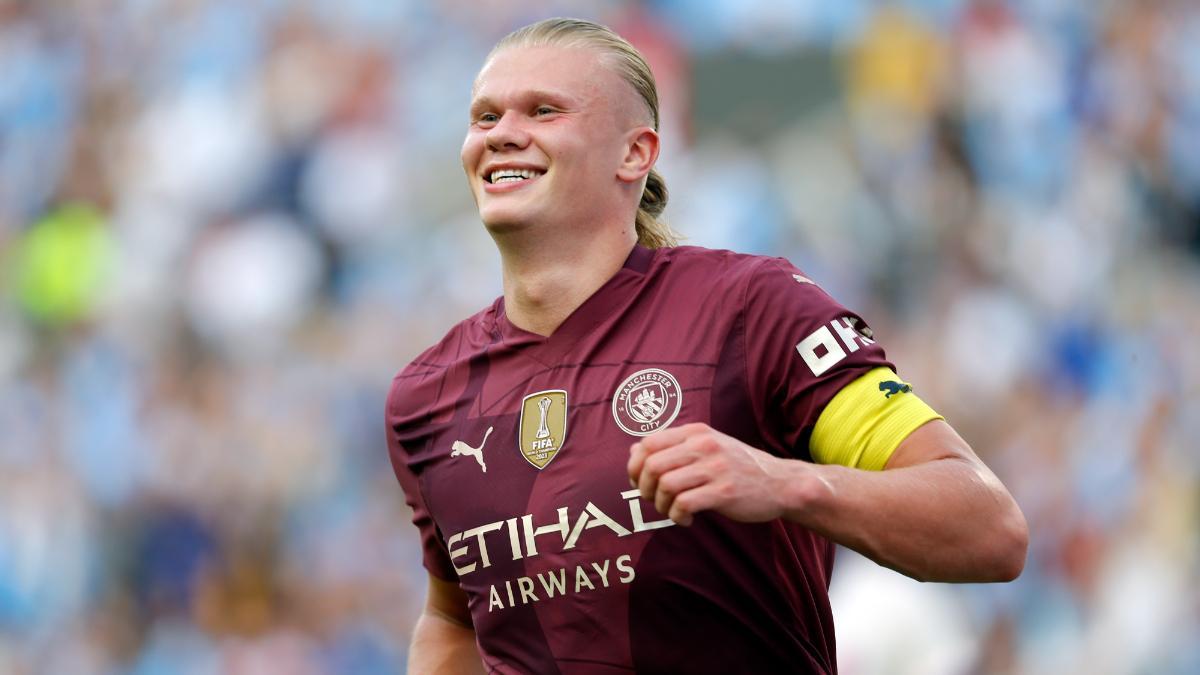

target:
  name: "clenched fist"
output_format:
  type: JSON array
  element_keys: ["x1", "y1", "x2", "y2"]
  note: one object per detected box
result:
[{"x1": 627, "y1": 422, "x2": 820, "y2": 526}]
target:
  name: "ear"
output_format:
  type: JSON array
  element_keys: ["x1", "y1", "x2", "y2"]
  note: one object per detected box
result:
[{"x1": 616, "y1": 127, "x2": 660, "y2": 184}]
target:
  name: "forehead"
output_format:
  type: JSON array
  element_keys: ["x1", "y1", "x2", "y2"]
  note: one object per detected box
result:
[{"x1": 471, "y1": 44, "x2": 622, "y2": 105}]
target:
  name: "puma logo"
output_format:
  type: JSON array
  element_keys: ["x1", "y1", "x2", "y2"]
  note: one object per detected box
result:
[
  {"x1": 879, "y1": 381, "x2": 912, "y2": 398},
  {"x1": 451, "y1": 426, "x2": 493, "y2": 473}
]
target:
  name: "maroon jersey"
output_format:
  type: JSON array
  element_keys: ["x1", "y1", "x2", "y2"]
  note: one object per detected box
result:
[{"x1": 386, "y1": 245, "x2": 891, "y2": 674}]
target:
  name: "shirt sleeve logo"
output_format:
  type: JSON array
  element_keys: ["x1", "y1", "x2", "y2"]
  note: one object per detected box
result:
[
  {"x1": 612, "y1": 368, "x2": 682, "y2": 436},
  {"x1": 795, "y1": 317, "x2": 876, "y2": 376},
  {"x1": 879, "y1": 381, "x2": 912, "y2": 398},
  {"x1": 519, "y1": 390, "x2": 568, "y2": 469}
]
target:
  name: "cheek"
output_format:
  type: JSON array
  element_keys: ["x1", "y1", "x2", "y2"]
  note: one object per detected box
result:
[
  {"x1": 461, "y1": 133, "x2": 483, "y2": 172},
  {"x1": 550, "y1": 140, "x2": 604, "y2": 180}
]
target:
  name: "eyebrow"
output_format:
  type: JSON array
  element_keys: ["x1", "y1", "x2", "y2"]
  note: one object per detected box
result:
[{"x1": 469, "y1": 89, "x2": 577, "y2": 115}]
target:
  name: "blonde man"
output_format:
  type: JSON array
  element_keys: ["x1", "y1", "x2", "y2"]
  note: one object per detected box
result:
[{"x1": 386, "y1": 18, "x2": 1027, "y2": 674}]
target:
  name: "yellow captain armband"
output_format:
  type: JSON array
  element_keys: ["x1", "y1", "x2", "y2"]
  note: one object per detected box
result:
[{"x1": 809, "y1": 367, "x2": 944, "y2": 471}]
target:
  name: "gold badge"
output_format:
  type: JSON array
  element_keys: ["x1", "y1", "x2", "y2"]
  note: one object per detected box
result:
[{"x1": 518, "y1": 389, "x2": 568, "y2": 470}]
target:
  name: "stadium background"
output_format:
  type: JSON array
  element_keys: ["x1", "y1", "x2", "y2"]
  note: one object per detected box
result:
[{"x1": 1, "y1": 0, "x2": 1197, "y2": 672}]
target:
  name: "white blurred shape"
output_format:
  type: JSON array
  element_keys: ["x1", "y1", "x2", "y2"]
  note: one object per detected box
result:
[
  {"x1": 1085, "y1": 541, "x2": 1187, "y2": 674},
  {"x1": 185, "y1": 213, "x2": 324, "y2": 355},
  {"x1": 301, "y1": 126, "x2": 409, "y2": 245},
  {"x1": 1008, "y1": 212, "x2": 1111, "y2": 313},
  {"x1": 832, "y1": 551, "x2": 977, "y2": 675},
  {"x1": 128, "y1": 83, "x2": 270, "y2": 214},
  {"x1": 962, "y1": 16, "x2": 1064, "y2": 126},
  {"x1": 942, "y1": 285, "x2": 1039, "y2": 403},
  {"x1": 103, "y1": 196, "x2": 201, "y2": 351}
]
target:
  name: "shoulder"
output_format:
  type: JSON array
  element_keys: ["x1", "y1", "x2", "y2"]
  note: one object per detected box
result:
[
  {"x1": 653, "y1": 245, "x2": 824, "y2": 305},
  {"x1": 654, "y1": 245, "x2": 773, "y2": 274},
  {"x1": 651, "y1": 245, "x2": 785, "y2": 295},
  {"x1": 655, "y1": 247, "x2": 862, "y2": 348},
  {"x1": 397, "y1": 298, "x2": 499, "y2": 377},
  {"x1": 386, "y1": 298, "x2": 500, "y2": 420}
]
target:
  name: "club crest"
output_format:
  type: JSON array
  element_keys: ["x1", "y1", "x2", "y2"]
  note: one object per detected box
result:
[
  {"x1": 518, "y1": 390, "x2": 568, "y2": 469},
  {"x1": 612, "y1": 368, "x2": 682, "y2": 436}
]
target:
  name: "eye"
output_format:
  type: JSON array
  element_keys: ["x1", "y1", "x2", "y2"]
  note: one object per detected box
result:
[
  {"x1": 476, "y1": 112, "x2": 499, "y2": 126},
  {"x1": 535, "y1": 106, "x2": 556, "y2": 116}
]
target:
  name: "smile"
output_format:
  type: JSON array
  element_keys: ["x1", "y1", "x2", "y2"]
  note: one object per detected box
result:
[{"x1": 485, "y1": 168, "x2": 546, "y2": 184}]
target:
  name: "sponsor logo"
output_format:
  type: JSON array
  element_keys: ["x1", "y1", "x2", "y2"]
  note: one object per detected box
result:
[
  {"x1": 612, "y1": 368, "x2": 682, "y2": 436},
  {"x1": 444, "y1": 489, "x2": 676, "y2": 611},
  {"x1": 879, "y1": 381, "x2": 912, "y2": 398},
  {"x1": 486, "y1": 555, "x2": 635, "y2": 613},
  {"x1": 518, "y1": 390, "x2": 567, "y2": 469},
  {"x1": 450, "y1": 426, "x2": 493, "y2": 473},
  {"x1": 795, "y1": 316, "x2": 876, "y2": 376},
  {"x1": 792, "y1": 273, "x2": 814, "y2": 285},
  {"x1": 444, "y1": 489, "x2": 674, "y2": 578}
]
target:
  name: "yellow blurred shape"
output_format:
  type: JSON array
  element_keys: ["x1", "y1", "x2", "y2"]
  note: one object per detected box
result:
[
  {"x1": 847, "y1": 7, "x2": 944, "y2": 116},
  {"x1": 12, "y1": 203, "x2": 115, "y2": 325},
  {"x1": 845, "y1": 7, "x2": 946, "y2": 151}
]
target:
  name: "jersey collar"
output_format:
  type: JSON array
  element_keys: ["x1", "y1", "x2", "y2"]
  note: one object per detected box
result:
[{"x1": 493, "y1": 244, "x2": 656, "y2": 364}]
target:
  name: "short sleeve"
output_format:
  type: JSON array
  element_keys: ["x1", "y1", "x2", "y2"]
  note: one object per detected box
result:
[
  {"x1": 743, "y1": 257, "x2": 894, "y2": 461},
  {"x1": 385, "y1": 386, "x2": 459, "y2": 582}
]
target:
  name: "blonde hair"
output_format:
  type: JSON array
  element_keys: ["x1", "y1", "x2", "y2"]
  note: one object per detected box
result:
[{"x1": 489, "y1": 18, "x2": 679, "y2": 248}]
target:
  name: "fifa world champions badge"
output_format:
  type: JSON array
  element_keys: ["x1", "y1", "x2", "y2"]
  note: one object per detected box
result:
[
  {"x1": 612, "y1": 369, "x2": 682, "y2": 436},
  {"x1": 519, "y1": 390, "x2": 568, "y2": 469}
]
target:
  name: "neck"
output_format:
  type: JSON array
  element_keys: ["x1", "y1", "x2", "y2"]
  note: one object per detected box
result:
[{"x1": 494, "y1": 221, "x2": 637, "y2": 337}]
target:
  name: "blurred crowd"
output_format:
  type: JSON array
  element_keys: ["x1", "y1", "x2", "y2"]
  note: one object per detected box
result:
[{"x1": 1, "y1": 0, "x2": 1197, "y2": 673}]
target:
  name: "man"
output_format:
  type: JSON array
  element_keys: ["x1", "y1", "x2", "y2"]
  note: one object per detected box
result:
[{"x1": 386, "y1": 17, "x2": 1027, "y2": 674}]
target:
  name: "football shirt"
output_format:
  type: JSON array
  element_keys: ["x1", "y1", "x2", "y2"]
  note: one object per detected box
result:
[{"x1": 387, "y1": 245, "x2": 896, "y2": 673}]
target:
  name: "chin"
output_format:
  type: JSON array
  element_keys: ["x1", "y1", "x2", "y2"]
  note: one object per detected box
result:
[
  {"x1": 478, "y1": 203, "x2": 540, "y2": 232},
  {"x1": 479, "y1": 210, "x2": 535, "y2": 234}
]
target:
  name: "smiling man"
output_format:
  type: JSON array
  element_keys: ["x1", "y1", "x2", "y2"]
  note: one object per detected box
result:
[{"x1": 386, "y1": 17, "x2": 1027, "y2": 675}]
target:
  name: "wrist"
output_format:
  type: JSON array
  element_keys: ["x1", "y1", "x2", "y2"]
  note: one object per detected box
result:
[{"x1": 774, "y1": 458, "x2": 835, "y2": 525}]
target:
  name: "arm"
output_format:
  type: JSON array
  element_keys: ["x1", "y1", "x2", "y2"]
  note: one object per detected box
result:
[
  {"x1": 627, "y1": 420, "x2": 1027, "y2": 583},
  {"x1": 409, "y1": 573, "x2": 486, "y2": 675}
]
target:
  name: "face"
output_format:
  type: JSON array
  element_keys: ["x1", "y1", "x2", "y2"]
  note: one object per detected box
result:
[{"x1": 462, "y1": 45, "x2": 646, "y2": 234}]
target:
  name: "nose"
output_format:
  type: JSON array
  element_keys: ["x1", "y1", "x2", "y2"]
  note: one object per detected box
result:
[{"x1": 485, "y1": 112, "x2": 530, "y2": 152}]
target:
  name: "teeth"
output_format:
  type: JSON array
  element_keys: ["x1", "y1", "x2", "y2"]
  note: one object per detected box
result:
[{"x1": 490, "y1": 168, "x2": 542, "y2": 183}]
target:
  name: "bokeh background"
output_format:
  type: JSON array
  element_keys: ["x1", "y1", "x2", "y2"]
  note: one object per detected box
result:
[{"x1": 1, "y1": 0, "x2": 1197, "y2": 673}]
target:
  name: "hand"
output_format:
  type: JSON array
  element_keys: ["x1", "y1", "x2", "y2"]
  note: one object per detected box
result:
[{"x1": 626, "y1": 422, "x2": 801, "y2": 526}]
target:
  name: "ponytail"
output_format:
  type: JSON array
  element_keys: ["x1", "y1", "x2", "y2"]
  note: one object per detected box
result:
[{"x1": 635, "y1": 168, "x2": 679, "y2": 248}]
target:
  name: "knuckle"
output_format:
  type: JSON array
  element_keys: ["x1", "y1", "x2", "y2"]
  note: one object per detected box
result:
[
  {"x1": 658, "y1": 474, "x2": 680, "y2": 497},
  {"x1": 643, "y1": 456, "x2": 664, "y2": 479},
  {"x1": 674, "y1": 493, "x2": 694, "y2": 513}
]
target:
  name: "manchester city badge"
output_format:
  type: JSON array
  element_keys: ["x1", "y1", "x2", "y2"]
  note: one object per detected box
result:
[{"x1": 612, "y1": 369, "x2": 682, "y2": 436}]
